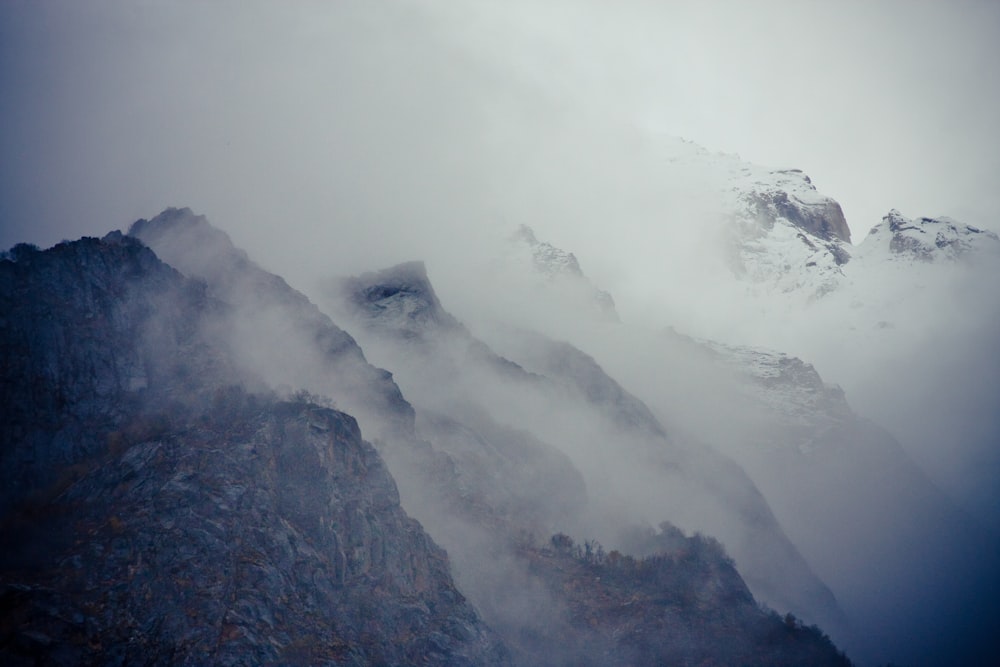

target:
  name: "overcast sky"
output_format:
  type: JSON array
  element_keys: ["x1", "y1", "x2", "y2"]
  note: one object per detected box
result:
[{"x1": 1, "y1": 0, "x2": 998, "y2": 264}]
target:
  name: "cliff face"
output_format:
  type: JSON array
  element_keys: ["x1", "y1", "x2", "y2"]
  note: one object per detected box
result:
[
  {"x1": 0, "y1": 235, "x2": 507, "y2": 666},
  {"x1": 0, "y1": 232, "x2": 239, "y2": 517},
  {"x1": 1, "y1": 398, "x2": 505, "y2": 666},
  {"x1": 1, "y1": 397, "x2": 505, "y2": 666}
]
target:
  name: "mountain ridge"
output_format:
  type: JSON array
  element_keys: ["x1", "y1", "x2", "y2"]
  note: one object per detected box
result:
[
  {"x1": 0, "y1": 232, "x2": 508, "y2": 665},
  {"x1": 326, "y1": 256, "x2": 846, "y2": 639}
]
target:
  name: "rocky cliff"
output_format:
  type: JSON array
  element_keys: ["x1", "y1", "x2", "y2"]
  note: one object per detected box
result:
[{"x1": 0, "y1": 234, "x2": 507, "y2": 666}]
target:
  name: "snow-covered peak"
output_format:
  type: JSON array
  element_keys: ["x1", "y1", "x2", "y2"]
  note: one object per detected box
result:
[
  {"x1": 506, "y1": 224, "x2": 619, "y2": 322},
  {"x1": 727, "y1": 166, "x2": 852, "y2": 298},
  {"x1": 511, "y1": 224, "x2": 584, "y2": 277},
  {"x1": 857, "y1": 209, "x2": 1000, "y2": 263},
  {"x1": 647, "y1": 139, "x2": 854, "y2": 301}
]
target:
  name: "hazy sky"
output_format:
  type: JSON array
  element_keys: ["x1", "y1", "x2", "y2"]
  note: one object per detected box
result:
[{"x1": 1, "y1": 0, "x2": 998, "y2": 265}]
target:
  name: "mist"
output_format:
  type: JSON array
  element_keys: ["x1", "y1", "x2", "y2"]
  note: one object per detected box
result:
[
  {"x1": 3, "y1": 1, "x2": 1000, "y2": 257},
  {"x1": 3, "y1": 1, "x2": 1000, "y2": 665}
]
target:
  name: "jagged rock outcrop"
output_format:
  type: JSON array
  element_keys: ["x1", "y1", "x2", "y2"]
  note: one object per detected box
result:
[
  {"x1": 339, "y1": 261, "x2": 465, "y2": 343},
  {"x1": 637, "y1": 140, "x2": 853, "y2": 299},
  {"x1": 686, "y1": 336, "x2": 853, "y2": 448},
  {"x1": 0, "y1": 234, "x2": 508, "y2": 666}
]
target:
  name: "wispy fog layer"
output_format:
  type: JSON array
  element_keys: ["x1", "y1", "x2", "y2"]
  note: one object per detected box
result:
[{"x1": 2, "y1": 0, "x2": 999, "y2": 257}]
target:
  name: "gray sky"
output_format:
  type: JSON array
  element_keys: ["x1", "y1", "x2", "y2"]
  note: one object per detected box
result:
[{"x1": 1, "y1": 0, "x2": 998, "y2": 262}]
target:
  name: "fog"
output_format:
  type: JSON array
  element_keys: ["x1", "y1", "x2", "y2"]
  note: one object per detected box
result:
[
  {"x1": 3, "y1": 1, "x2": 999, "y2": 258},
  {"x1": 3, "y1": 2, "x2": 999, "y2": 665},
  {"x1": 479, "y1": 314, "x2": 998, "y2": 667}
]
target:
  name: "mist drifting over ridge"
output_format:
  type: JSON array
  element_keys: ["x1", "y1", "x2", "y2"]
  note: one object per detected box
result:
[{"x1": 2, "y1": 1, "x2": 1000, "y2": 665}]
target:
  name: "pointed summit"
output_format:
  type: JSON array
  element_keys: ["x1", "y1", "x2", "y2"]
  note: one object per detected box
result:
[{"x1": 507, "y1": 225, "x2": 619, "y2": 322}]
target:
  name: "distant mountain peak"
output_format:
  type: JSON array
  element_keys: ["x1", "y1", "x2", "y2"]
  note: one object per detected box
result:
[
  {"x1": 688, "y1": 155, "x2": 856, "y2": 299},
  {"x1": 861, "y1": 209, "x2": 1000, "y2": 263},
  {"x1": 511, "y1": 224, "x2": 584, "y2": 278},
  {"x1": 507, "y1": 225, "x2": 619, "y2": 322}
]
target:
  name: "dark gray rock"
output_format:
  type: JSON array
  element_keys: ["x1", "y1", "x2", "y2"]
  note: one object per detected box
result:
[
  {"x1": 1, "y1": 399, "x2": 507, "y2": 666},
  {"x1": 0, "y1": 232, "x2": 242, "y2": 516},
  {"x1": 0, "y1": 233, "x2": 508, "y2": 666}
]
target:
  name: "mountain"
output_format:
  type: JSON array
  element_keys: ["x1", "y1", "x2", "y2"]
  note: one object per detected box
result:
[
  {"x1": 325, "y1": 260, "x2": 845, "y2": 643},
  {"x1": 714, "y1": 203, "x2": 1000, "y2": 541},
  {"x1": 128, "y1": 213, "x2": 595, "y2": 652},
  {"x1": 855, "y1": 208, "x2": 1000, "y2": 264},
  {"x1": 452, "y1": 209, "x2": 1000, "y2": 665},
  {"x1": 723, "y1": 163, "x2": 851, "y2": 299},
  {"x1": 629, "y1": 331, "x2": 1000, "y2": 666},
  {"x1": 664, "y1": 159, "x2": 1000, "y2": 539},
  {"x1": 0, "y1": 233, "x2": 505, "y2": 665},
  {"x1": 0, "y1": 215, "x2": 855, "y2": 666},
  {"x1": 0, "y1": 233, "x2": 242, "y2": 517}
]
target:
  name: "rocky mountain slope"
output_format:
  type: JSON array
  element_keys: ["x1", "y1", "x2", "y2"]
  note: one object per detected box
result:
[
  {"x1": 628, "y1": 331, "x2": 1000, "y2": 666},
  {"x1": 129, "y1": 208, "x2": 415, "y2": 440},
  {"x1": 0, "y1": 233, "x2": 507, "y2": 665},
  {"x1": 457, "y1": 214, "x2": 1000, "y2": 665},
  {"x1": 325, "y1": 260, "x2": 844, "y2": 639},
  {"x1": 515, "y1": 528, "x2": 849, "y2": 667},
  {"x1": 718, "y1": 203, "x2": 1000, "y2": 543},
  {"x1": 121, "y1": 208, "x2": 852, "y2": 664}
]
